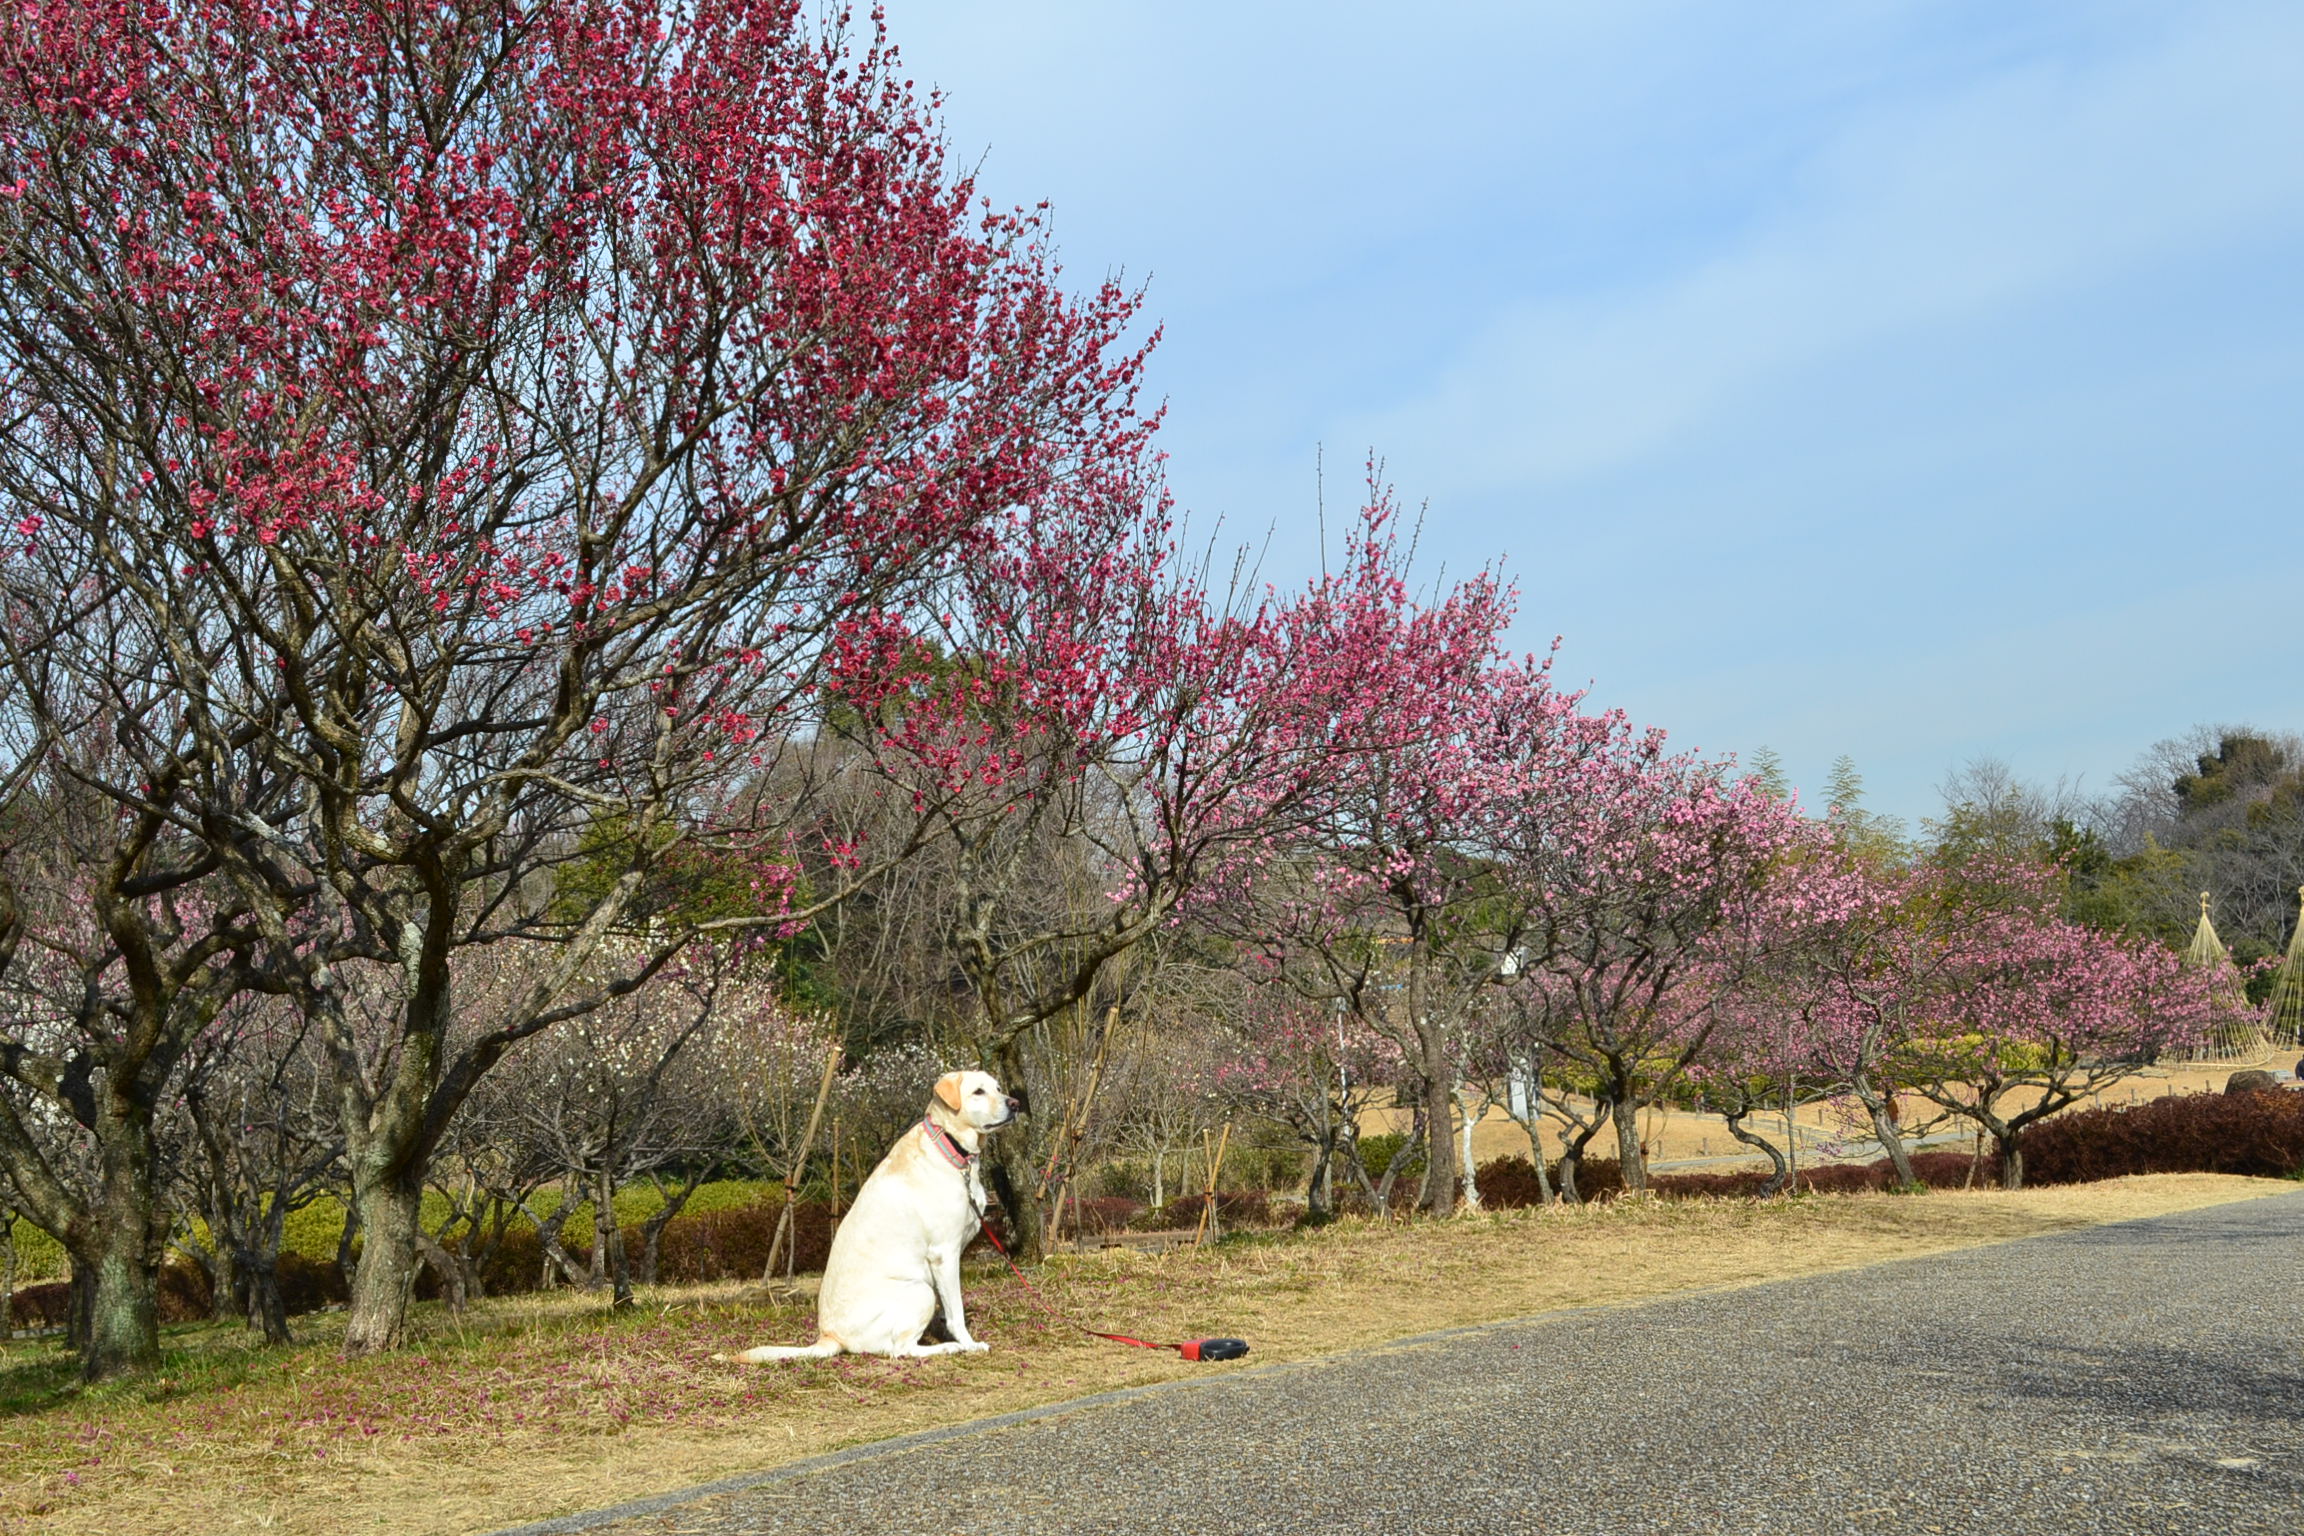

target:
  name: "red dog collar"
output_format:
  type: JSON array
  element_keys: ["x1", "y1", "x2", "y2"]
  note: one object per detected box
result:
[{"x1": 921, "y1": 1119, "x2": 976, "y2": 1169}]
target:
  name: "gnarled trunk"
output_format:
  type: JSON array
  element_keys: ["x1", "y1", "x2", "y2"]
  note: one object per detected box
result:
[
  {"x1": 982, "y1": 1037, "x2": 1045, "y2": 1260},
  {"x1": 72, "y1": 1099, "x2": 165, "y2": 1381},
  {"x1": 1997, "y1": 1136, "x2": 2024, "y2": 1191},
  {"x1": 1553, "y1": 1098, "x2": 1610, "y2": 1204},
  {"x1": 1863, "y1": 1091, "x2": 1919, "y2": 1191},
  {"x1": 344, "y1": 1171, "x2": 424, "y2": 1352},
  {"x1": 1722, "y1": 1109, "x2": 1790, "y2": 1197},
  {"x1": 595, "y1": 1165, "x2": 633, "y2": 1309},
  {"x1": 1611, "y1": 1093, "x2": 1648, "y2": 1195},
  {"x1": 241, "y1": 1252, "x2": 292, "y2": 1345}
]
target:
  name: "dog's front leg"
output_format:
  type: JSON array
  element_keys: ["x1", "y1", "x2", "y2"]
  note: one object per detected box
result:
[{"x1": 926, "y1": 1244, "x2": 988, "y2": 1352}]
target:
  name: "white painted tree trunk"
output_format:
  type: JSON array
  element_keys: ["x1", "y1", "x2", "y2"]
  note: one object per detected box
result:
[{"x1": 1454, "y1": 1082, "x2": 1483, "y2": 1211}]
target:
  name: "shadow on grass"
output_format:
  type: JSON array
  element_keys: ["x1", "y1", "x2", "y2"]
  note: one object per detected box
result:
[{"x1": 1, "y1": 1281, "x2": 817, "y2": 1427}]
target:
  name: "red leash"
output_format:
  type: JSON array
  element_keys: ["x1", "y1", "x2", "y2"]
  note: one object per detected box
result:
[
  {"x1": 973, "y1": 1216, "x2": 1249, "y2": 1362},
  {"x1": 927, "y1": 1120, "x2": 1247, "y2": 1364}
]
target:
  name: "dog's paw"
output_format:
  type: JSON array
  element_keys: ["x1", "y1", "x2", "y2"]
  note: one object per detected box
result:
[{"x1": 961, "y1": 1340, "x2": 991, "y2": 1353}]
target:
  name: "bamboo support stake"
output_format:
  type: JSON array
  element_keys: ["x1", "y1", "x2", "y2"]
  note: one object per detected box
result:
[
  {"x1": 1193, "y1": 1122, "x2": 1233, "y2": 1248},
  {"x1": 763, "y1": 1035, "x2": 844, "y2": 1284}
]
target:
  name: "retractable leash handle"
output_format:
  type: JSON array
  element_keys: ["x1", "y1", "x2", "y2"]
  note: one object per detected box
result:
[{"x1": 1180, "y1": 1338, "x2": 1250, "y2": 1362}]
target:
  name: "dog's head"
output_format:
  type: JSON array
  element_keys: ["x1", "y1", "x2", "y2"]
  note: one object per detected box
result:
[{"x1": 930, "y1": 1069, "x2": 1021, "y2": 1135}]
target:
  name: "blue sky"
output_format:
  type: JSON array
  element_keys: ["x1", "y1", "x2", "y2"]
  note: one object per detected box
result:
[{"x1": 882, "y1": 0, "x2": 2304, "y2": 825}]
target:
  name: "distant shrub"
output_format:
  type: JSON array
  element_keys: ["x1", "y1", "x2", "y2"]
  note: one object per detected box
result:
[
  {"x1": 5, "y1": 1218, "x2": 67, "y2": 1281},
  {"x1": 1472, "y1": 1155, "x2": 1549, "y2": 1209},
  {"x1": 156, "y1": 1259, "x2": 213, "y2": 1322},
  {"x1": 9, "y1": 1280, "x2": 67, "y2": 1330},
  {"x1": 1229, "y1": 1146, "x2": 1305, "y2": 1191},
  {"x1": 649, "y1": 1199, "x2": 833, "y2": 1283},
  {"x1": 1354, "y1": 1133, "x2": 1423, "y2": 1183},
  {"x1": 275, "y1": 1252, "x2": 351, "y2": 1314},
  {"x1": 1129, "y1": 1190, "x2": 1273, "y2": 1232},
  {"x1": 2021, "y1": 1089, "x2": 2304, "y2": 1185},
  {"x1": 1475, "y1": 1147, "x2": 1992, "y2": 1206},
  {"x1": 1064, "y1": 1196, "x2": 1145, "y2": 1235},
  {"x1": 1092, "y1": 1162, "x2": 1153, "y2": 1202}
]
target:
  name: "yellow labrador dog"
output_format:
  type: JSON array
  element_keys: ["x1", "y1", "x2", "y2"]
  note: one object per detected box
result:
[{"x1": 722, "y1": 1069, "x2": 1020, "y2": 1361}]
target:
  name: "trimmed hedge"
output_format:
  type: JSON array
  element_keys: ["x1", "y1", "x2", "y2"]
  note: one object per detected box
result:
[
  {"x1": 1473, "y1": 1091, "x2": 2304, "y2": 1202},
  {"x1": 1475, "y1": 1148, "x2": 1989, "y2": 1206},
  {"x1": 1063, "y1": 1196, "x2": 1146, "y2": 1236},
  {"x1": 415, "y1": 1197, "x2": 841, "y2": 1298},
  {"x1": 2020, "y1": 1088, "x2": 2304, "y2": 1185},
  {"x1": 1129, "y1": 1190, "x2": 1273, "y2": 1232}
]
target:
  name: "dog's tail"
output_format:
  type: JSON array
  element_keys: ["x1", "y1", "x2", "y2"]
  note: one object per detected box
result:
[{"x1": 715, "y1": 1338, "x2": 842, "y2": 1363}]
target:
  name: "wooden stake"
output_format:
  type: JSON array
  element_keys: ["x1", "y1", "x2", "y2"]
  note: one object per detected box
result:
[
  {"x1": 1193, "y1": 1122, "x2": 1233, "y2": 1248},
  {"x1": 763, "y1": 1035, "x2": 843, "y2": 1284}
]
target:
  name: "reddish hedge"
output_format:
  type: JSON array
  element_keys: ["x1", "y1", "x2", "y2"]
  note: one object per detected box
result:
[
  {"x1": 9, "y1": 1280, "x2": 67, "y2": 1330},
  {"x1": 1062, "y1": 1196, "x2": 1146, "y2": 1236},
  {"x1": 1474, "y1": 1092, "x2": 2304, "y2": 1202},
  {"x1": 2019, "y1": 1088, "x2": 2304, "y2": 1185},
  {"x1": 1475, "y1": 1148, "x2": 1990, "y2": 1206},
  {"x1": 1130, "y1": 1190, "x2": 1273, "y2": 1232},
  {"x1": 648, "y1": 1200, "x2": 834, "y2": 1284}
]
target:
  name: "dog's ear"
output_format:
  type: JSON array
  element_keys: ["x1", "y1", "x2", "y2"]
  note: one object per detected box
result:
[{"x1": 932, "y1": 1072, "x2": 966, "y2": 1113}]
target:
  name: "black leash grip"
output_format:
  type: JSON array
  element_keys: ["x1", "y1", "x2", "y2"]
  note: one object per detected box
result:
[{"x1": 1179, "y1": 1337, "x2": 1249, "y2": 1362}]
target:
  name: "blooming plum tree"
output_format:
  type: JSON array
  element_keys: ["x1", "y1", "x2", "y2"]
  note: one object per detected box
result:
[
  {"x1": 1491, "y1": 725, "x2": 1814, "y2": 1194},
  {"x1": 1202, "y1": 491, "x2": 1549, "y2": 1214},
  {"x1": 0, "y1": 0, "x2": 1161, "y2": 1349},
  {"x1": 1889, "y1": 861, "x2": 2225, "y2": 1188}
]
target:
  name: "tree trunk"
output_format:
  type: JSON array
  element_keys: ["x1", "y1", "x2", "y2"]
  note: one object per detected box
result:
[
  {"x1": 80, "y1": 1229, "x2": 161, "y2": 1381},
  {"x1": 242, "y1": 1254, "x2": 292, "y2": 1345},
  {"x1": 1409, "y1": 953, "x2": 1457, "y2": 1215},
  {"x1": 595, "y1": 1165, "x2": 633, "y2": 1309},
  {"x1": 1370, "y1": 1106, "x2": 1424, "y2": 1215},
  {"x1": 1419, "y1": 1070, "x2": 1457, "y2": 1213},
  {"x1": 0, "y1": 1214, "x2": 15, "y2": 1342},
  {"x1": 194, "y1": 1233, "x2": 241, "y2": 1325},
  {"x1": 1997, "y1": 1135, "x2": 2023, "y2": 1191},
  {"x1": 638, "y1": 1181, "x2": 700, "y2": 1286},
  {"x1": 66, "y1": 1265, "x2": 91, "y2": 1352},
  {"x1": 1454, "y1": 1083, "x2": 1483, "y2": 1211},
  {"x1": 414, "y1": 1225, "x2": 469, "y2": 1315},
  {"x1": 985, "y1": 1038, "x2": 1045, "y2": 1260},
  {"x1": 1864, "y1": 1092, "x2": 1920, "y2": 1191},
  {"x1": 1554, "y1": 1100, "x2": 1610, "y2": 1205},
  {"x1": 343, "y1": 1171, "x2": 425, "y2": 1353},
  {"x1": 1723, "y1": 1109, "x2": 1790, "y2": 1197},
  {"x1": 533, "y1": 1180, "x2": 584, "y2": 1288},
  {"x1": 1507, "y1": 1058, "x2": 1557, "y2": 1207},
  {"x1": 75, "y1": 1104, "x2": 165, "y2": 1380},
  {"x1": 334, "y1": 1198, "x2": 361, "y2": 1295},
  {"x1": 1611, "y1": 1092, "x2": 1648, "y2": 1195}
]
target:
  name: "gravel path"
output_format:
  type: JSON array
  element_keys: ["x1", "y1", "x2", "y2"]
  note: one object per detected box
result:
[{"x1": 502, "y1": 1192, "x2": 2304, "y2": 1536}]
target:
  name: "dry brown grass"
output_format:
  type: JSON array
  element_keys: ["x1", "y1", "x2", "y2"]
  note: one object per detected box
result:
[{"x1": 0, "y1": 1172, "x2": 2289, "y2": 1536}]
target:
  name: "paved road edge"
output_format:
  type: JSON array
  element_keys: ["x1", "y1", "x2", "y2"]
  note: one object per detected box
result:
[{"x1": 482, "y1": 1189, "x2": 2304, "y2": 1536}]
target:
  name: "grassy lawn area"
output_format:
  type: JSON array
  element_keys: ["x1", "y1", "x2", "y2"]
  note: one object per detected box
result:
[{"x1": 1, "y1": 1172, "x2": 2291, "y2": 1535}]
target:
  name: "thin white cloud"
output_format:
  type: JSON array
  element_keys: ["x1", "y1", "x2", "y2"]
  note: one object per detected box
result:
[{"x1": 1343, "y1": 2, "x2": 2304, "y2": 492}]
